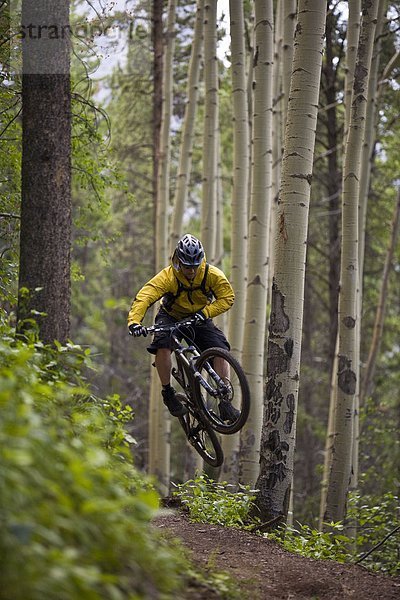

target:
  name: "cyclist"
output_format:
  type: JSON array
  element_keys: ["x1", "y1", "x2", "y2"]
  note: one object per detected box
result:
[{"x1": 128, "y1": 233, "x2": 238, "y2": 420}]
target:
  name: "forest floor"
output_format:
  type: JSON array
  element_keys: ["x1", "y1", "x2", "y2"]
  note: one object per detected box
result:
[{"x1": 152, "y1": 507, "x2": 400, "y2": 600}]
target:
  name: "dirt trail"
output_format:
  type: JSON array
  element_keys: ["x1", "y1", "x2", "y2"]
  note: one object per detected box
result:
[{"x1": 153, "y1": 509, "x2": 400, "y2": 599}]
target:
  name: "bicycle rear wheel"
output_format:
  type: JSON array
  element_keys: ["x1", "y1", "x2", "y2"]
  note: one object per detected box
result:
[
  {"x1": 194, "y1": 347, "x2": 250, "y2": 434},
  {"x1": 176, "y1": 393, "x2": 223, "y2": 467}
]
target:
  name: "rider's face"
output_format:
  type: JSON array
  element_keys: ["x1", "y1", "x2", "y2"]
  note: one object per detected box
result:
[{"x1": 180, "y1": 263, "x2": 198, "y2": 280}]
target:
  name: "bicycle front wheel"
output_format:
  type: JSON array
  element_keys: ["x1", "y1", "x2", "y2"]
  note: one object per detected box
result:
[
  {"x1": 194, "y1": 347, "x2": 250, "y2": 434},
  {"x1": 176, "y1": 394, "x2": 223, "y2": 467}
]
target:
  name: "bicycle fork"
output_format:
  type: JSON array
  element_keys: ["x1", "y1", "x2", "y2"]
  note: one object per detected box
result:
[{"x1": 193, "y1": 364, "x2": 228, "y2": 398}]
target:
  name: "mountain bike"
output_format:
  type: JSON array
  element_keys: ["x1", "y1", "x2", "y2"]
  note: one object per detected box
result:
[{"x1": 136, "y1": 316, "x2": 250, "y2": 467}]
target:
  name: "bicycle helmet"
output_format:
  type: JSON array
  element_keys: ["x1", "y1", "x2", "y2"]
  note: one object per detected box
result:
[{"x1": 176, "y1": 234, "x2": 205, "y2": 266}]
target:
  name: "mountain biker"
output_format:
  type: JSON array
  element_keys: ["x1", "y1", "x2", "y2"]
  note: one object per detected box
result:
[{"x1": 128, "y1": 233, "x2": 238, "y2": 419}]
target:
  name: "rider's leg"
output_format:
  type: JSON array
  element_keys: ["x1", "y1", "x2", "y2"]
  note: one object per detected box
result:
[
  {"x1": 214, "y1": 355, "x2": 240, "y2": 422},
  {"x1": 154, "y1": 347, "x2": 173, "y2": 385},
  {"x1": 214, "y1": 356, "x2": 229, "y2": 380},
  {"x1": 156, "y1": 348, "x2": 187, "y2": 417}
]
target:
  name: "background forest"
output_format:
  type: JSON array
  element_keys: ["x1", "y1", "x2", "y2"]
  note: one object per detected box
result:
[{"x1": 1, "y1": 0, "x2": 400, "y2": 593}]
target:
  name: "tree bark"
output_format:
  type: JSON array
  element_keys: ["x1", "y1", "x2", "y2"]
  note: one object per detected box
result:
[
  {"x1": 152, "y1": 0, "x2": 163, "y2": 243},
  {"x1": 325, "y1": 0, "x2": 379, "y2": 525},
  {"x1": 201, "y1": 0, "x2": 218, "y2": 260},
  {"x1": 360, "y1": 190, "x2": 400, "y2": 405},
  {"x1": 239, "y1": 0, "x2": 274, "y2": 487},
  {"x1": 221, "y1": 0, "x2": 250, "y2": 484},
  {"x1": 255, "y1": 0, "x2": 326, "y2": 522},
  {"x1": 18, "y1": 0, "x2": 71, "y2": 344},
  {"x1": 170, "y1": 0, "x2": 204, "y2": 251},
  {"x1": 149, "y1": 0, "x2": 176, "y2": 495},
  {"x1": 319, "y1": 0, "x2": 362, "y2": 528}
]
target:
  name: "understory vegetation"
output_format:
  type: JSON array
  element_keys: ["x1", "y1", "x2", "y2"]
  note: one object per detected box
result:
[
  {"x1": 2, "y1": 306, "x2": 397, "y2": 599},
  {"x1": 173, "y1": 475, "x2": 400, "y2": 577},
  {"x1": 0, "y1": 314, "x2": 239, "y2": 600}
]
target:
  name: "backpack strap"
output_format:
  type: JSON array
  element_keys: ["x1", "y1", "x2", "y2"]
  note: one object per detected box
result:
[
  {"x1": 161, "y1": 263, "x2": 212, "y2": 311},
  {"x1": 201, "y1": 263, "x2": 214, "y2": 303},
  {"x1": 161, "y1": 278, "x2": 184, "y2": 311},
  {"x1": 201, "y1": 263, "x2": 209, "y2": 294}
]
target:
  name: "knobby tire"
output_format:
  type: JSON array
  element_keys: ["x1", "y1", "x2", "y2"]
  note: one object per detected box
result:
[
  {"x1": 176, "y1": 393, "x2": 223, "y2": 467},
  {"x1": 194, "y1": 347, "x2": 250, "y2": 434}
]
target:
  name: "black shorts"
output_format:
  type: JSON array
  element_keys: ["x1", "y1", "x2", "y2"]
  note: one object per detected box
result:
[{"x1": 146, "y1": 308, "x2": 230, "y2": 355}]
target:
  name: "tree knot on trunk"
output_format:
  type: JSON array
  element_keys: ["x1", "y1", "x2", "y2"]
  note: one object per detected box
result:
[
  {"x1": 337, "y1": 354, "x2": 357, "y2": 395},
  {"x1": 342, "y1": 316, "x2": 356, "y2": 328}
]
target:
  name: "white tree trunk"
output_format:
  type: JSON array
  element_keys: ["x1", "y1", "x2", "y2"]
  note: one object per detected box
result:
[
  {"x1": 239, "y1": 0, "x2": 274, "y2": 487},
  {"x1": 360, "y1": 190, "x2": 400, "y2": 404},
  {"x1": 319, "y1": 0, "x2": 362, "y2": 528},
  {"x1": 343, "y1": 0, "x2": 361, "y2": 139},
  {"x1": 325, "y1": 0, "x2": 379, "y2": 525},
  {"x1": 201, "y1": 0, "x2": 218, "y2": 259},
  {"x1": 281, "y1": 0, "x2": 296, "y2": 119},
  {"x1": 349, "y1": 0, "x2": 386, "y2": 515},
  {"x1": 148, "y1": 0, "x2": 176, "y2": 495},
  {"x1": 170, "y1": 0, "x2": 204, "y2": 251},
  {"x1": 221, "y1": 0, "x2": 250, "y2": 484},
  {"x1": 269, "y1": 0, "x2": 283, "y2": 297},
  {"x1": 254, "y1": 0, "x2": 326, "y2": 521}
]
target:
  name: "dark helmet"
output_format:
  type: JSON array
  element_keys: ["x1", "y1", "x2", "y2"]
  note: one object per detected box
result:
[{"x1": 176, "y1": 234, "x2": 204, "y2": 266}]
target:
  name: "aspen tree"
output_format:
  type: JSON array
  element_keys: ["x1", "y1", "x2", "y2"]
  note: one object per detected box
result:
[
  {"x1": 269, "y1": 0, "x2": 283, "y2": 296},
  {"x1": 280, "y1": 0, "x2": 296, "y2": 525},
  {"x1": 246, "y1": 6, "x2": 255, "y2": 218},
  {"x1": 269, "y1": 0, "x2": 296, "y2": 295},
  {"x1": 319, "y1": 0, "x2": 361, "y2": 527},
  {"x1": 350, "y1": 0, "x2": 386, "y2": 510},
  {"x1": 239, "y1": 0, "x2": 274, "y2": 487},
  {"x1": 170, "y1": 0, "x2": 204, "y2": 251},
  {"x1": 201, "y1": 1, "x2": 218, "y2": 259},
  {"x1": 281, "y1": 0, "x2": 296, "y2": 120},
  {"x1": 254, "y1": 0, "x2": 326, "y2": 521},
  {"x1": 221, "y1": 0, "x2": 250, "y2": 483},
  {"x1": 325, "y1": 0, "x2": 379, "y2": 525},
  {"x1": 168, "y1": 1, "x2": 205, "y2": 479},
  {"x1": 358, "y1": 1, "x2": 386, "y2": 267},
  {"x1": 148, "y1": 0, "x2": 176, "y2": 494},
  {"x1": 344, "y1": 0, "x2": 362, "y2": 138},
  {"x1": 360, "y1": 190, "x2": 400, "y2": 405},
  {"x1": 359, "y1": 26, "x2": 400, "y2": 409}
]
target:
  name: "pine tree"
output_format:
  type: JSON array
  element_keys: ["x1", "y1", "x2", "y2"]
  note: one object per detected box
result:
[{"x1": 18, "y1": 0, "x2": 72, "y2": 343}]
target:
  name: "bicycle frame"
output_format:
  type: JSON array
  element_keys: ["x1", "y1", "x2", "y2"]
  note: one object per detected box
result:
[
  {"x1": 135, "y1": 317, "x2": 250, "y2": 440},
  {"x1": 170, "y1": 337, "x2": 199, "y2": 401},
  {"x1": 147, "y1": 320, "x2": 228, "y2": 402}
]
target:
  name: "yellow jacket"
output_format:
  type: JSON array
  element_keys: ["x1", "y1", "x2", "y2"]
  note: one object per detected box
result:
[{"x1": 128, "y1": 257, "x2": 234, "y2": 325}]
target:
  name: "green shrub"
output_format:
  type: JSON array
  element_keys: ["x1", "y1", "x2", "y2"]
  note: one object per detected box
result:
[
  {"x1": 0, "y1": 333, "x2": 186, "y2": 599},
  {"x1": 264, "y1": 494, "x2": 400, "y2": 576},
  {"x1": 347, "y1": 491, "x2": 400, "y2": 576},
  {"x1": 266, "y1": 521, "x2": 352, "y2": 563},
  {"x1": 173, "y1": 474, "x2": 257, "y2": 528}
]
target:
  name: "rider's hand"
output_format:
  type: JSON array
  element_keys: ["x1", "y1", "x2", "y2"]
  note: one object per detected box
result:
[
  {"x1": 193, "y1": 311, "x2": 207, "y2": 324},
  {"x1": 129, "y1": 323, "x2": 148, "y2": 337}
]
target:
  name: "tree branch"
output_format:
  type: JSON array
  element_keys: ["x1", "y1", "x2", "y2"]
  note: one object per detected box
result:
[
  {"x1": 355, "y1": 525, "x2": 400, "y2": 564},
  {"x1": 0, "y1": 212, "x2": 20, "y2": 219}
]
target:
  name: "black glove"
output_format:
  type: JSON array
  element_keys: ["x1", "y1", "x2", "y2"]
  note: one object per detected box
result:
[
  {"x1": 193, "y1": 311, "x2": 207, "y2": 324},
  {"x1": 129, "y1": 323, "x2": 148, "y2": 337}
]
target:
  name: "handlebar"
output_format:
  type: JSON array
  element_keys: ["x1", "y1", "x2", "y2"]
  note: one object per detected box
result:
[{"x1": 141, "y1": 316, "x2": 198, "y2": 337}]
